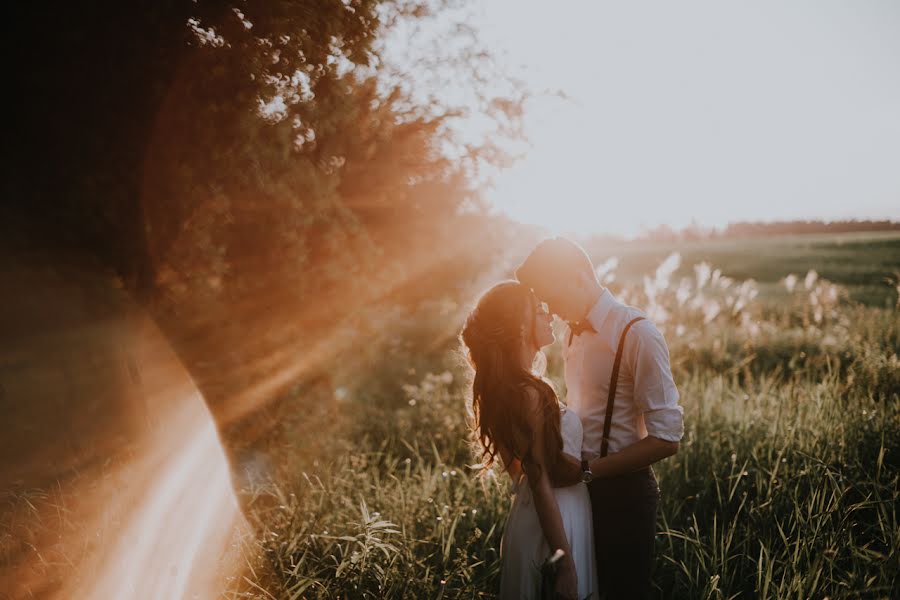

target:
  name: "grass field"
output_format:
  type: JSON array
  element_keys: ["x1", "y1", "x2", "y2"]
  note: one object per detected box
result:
[
  {"x1": 234, "y1": 232, "x2": 900, "y2": 599},
  {"x1": 3, "y1": 233, "x2": 898, "y2": 599}
]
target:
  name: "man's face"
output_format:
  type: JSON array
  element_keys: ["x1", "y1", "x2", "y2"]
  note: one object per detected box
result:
[{"x1": 532, "y1": 282, "x2": 586, "y2": 323}]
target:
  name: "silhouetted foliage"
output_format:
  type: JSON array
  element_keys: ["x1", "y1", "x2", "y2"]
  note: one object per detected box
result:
[{"x1": 3, "y1": 1, "x2": 525, "y2": 457}]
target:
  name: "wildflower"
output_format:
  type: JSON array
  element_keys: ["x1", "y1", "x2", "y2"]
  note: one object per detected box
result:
[
  {"x1": 703, "y1": 300, "x2": 721, "y2": 324},
  {"x1": 595, "y1": 257, "x2": 619, "y2": 285},
  {"x1": 804, "y1": 270, "x2": 818, "y2": 290},
  {"x1": 740, "y1": 314, "x2": 760, "y2": 337},
  {"x1": 733, "y1": 280, "x2": 758, "y2": 314},
  {"x1": 643, "y1": 275, "x2": 657, "y2": 301},
  {"x1": 783, "y1": 274, "x2": 798, "y2": 293},
  {"x1": 675, "y1": 279, "x2": 692, "y2": 306},
  {"x1": 694, "y1": 262, "x2": 711, "y2": 290},
  {"x1": 648, "y1": 304, "x2": 670, "y2": 324},
  {"x1": 655, "y1": 252, "x2": 681, "y2": 289}
]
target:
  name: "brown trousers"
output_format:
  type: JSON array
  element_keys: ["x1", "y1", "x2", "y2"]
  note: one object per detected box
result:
[{"x1": 587, "y1": 468, "x2": 660, "y2": 600}]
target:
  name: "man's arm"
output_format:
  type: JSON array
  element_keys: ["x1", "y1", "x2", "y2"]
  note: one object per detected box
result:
[
  {"x1": 550, "y1": 436, "x2": 678, "y2": 485},
  {"x1": 590, "y1": 321, "x2": 684, "y2": 479},
  {"x1": 587, "y1": 435, "x2": 678, "y2": 477},
  {"x1": 550, "y1": 451, "x2": 583, "y2": 487}
]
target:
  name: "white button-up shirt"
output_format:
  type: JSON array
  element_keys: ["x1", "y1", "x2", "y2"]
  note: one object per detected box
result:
[{"x1": 564, "y1": 289, "x2": 684, "y2": 459}]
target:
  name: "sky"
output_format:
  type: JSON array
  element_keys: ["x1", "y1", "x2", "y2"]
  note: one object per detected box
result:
[{"x1": 469, "y1": 0, "x2": 900, "y2": 236}]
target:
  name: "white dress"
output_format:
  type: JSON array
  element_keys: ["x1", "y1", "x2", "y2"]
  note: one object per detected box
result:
[{"x1": 499, "y1": 407, "x2": 598, "y2": 599}]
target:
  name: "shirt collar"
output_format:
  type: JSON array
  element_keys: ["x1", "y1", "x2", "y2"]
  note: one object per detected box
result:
[{"x1": 585, "y1": 288, "x2": 617, "y2": 333}]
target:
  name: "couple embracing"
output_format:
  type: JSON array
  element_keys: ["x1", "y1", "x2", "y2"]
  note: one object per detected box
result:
[{"x1": 461, "y1": 238, "x2": 684, "y2": 600}]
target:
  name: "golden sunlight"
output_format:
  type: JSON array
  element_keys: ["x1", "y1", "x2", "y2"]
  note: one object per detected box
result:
[
  {"x1": 1, "y1": 265, "x2": 246, "y2": 600},
  {"x1": 84, "y1": 395, "x2": 245, "y2": 600},
  {"x1": 4, "y1": 2, "x2": 899, "y2": 598}
]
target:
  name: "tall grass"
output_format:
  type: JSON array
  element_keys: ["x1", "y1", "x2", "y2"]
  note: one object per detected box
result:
[{"x1": 235, "y1": 255, "x2": 900, "y2": 599}]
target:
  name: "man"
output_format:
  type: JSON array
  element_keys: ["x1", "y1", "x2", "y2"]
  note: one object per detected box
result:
[{"x1": 516, "y1": 237, "x2": 684, "y2": 599}]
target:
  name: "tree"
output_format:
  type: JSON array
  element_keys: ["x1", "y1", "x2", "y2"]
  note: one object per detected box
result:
[{"x1": 3, "y1": 1, "x2": 525, "y2": 457}]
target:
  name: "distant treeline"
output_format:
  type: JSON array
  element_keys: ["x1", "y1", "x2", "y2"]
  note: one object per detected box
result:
[
  {"x1": 721, "y1": 219, "x2": 900, "y2": 237},
  {"x1": 637, "y1": 219, "x2": 900, "y2": 242}
]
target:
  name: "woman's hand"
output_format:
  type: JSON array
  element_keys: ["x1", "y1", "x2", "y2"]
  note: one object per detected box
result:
[{"x1": 554, "y1": 556, "x2": 578, "y2": 600}]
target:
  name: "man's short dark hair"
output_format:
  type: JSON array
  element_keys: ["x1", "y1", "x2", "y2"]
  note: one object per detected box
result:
[{"x1": 515, "y1": 237, "x2": 596, "y2": 292}]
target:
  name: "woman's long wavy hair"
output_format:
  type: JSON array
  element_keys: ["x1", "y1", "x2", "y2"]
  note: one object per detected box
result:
[{"x1": 460, "y1": 280, "x2": 562, "y2": 478}]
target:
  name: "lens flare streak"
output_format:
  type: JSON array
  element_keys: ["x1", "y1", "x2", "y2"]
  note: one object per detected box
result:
[{"x1": 85, "y1": 399, "x2": 242, "y2": 600}]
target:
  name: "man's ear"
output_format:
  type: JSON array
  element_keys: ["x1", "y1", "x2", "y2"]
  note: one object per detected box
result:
[
  {"x1": 575, "y1": 270, "x2": 599, "y2": 312},
  {"x1": 575, "y1": 270, "x2": 594, "y2": 293}
]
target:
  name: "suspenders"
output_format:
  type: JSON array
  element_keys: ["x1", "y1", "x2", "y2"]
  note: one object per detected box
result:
[{"x1": 599, "y1": 316, "x2": 646, "y2": 458}]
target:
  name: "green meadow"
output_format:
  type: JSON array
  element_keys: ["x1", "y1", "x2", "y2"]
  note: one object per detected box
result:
[{"x1": 235, "y1": 232, "x2": 900, "y2": 599}]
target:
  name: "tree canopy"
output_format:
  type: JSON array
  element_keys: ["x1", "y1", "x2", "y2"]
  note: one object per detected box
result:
[{"x1": 3, "y1": 1, "x2": 526, "y2": 453}]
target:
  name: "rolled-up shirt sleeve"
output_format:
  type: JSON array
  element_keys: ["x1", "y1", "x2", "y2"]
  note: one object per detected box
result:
[{"x1": 631, "y1": 321, "x2": 684, "y2": 442}]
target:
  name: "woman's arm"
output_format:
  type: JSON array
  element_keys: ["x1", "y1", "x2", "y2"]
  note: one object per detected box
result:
[
  {"x1": 549, "y1": 451, "x2": 583, "y2": 487},
  {"x1": 520, "y1": 389, "x2": 578, "y2": 599}
]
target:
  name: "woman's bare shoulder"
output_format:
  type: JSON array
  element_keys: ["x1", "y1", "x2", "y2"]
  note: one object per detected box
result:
[{"x1": 516, "y1": 381, "x2": 547, "y2": 428}]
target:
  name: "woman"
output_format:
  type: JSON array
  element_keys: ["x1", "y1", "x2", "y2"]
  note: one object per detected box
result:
[{"x1": 461, "y1": 281, "x2": 597, "y2": 600}]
